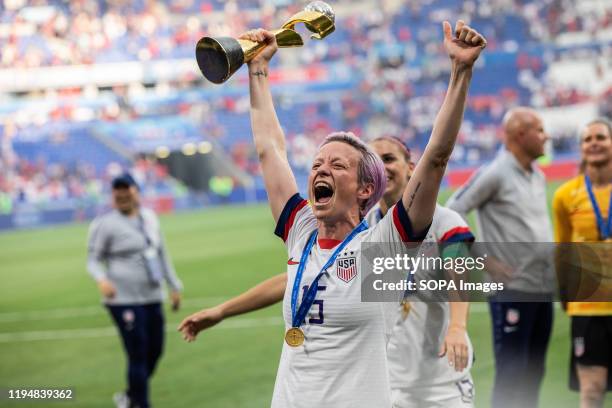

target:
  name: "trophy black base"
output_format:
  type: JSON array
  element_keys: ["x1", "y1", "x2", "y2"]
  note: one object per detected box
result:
[{"x1": 195, "y1": 37, "x2": 245, "y2": 84}]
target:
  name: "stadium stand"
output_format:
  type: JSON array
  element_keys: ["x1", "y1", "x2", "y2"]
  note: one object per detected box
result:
[{"x1": 0, "y1": 0, "x2": 610, "y2": 228}]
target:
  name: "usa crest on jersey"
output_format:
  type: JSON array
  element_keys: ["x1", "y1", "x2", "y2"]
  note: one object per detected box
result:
[{"x1": 336, "y1": 256, "x2": 357, "y2": 283}]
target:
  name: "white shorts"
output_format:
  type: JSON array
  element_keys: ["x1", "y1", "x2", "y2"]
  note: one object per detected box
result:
[{"x1": 391, "y1": 376, "x2": 475, "y2": 408}]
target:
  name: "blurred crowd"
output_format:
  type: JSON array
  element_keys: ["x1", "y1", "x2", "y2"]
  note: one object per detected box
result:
[
  {"x1": 1, "y1": 0, "x2": 610, "y2": 208},
  {"x1": 0, "y1": 129, "x2": 178, "y2": 213},
  {"x1": 2, "y1": 0, "x2": 610, "y2": 68},
  {"x1": 3, "y1": 0, "x2": 199, "y2": 68}
]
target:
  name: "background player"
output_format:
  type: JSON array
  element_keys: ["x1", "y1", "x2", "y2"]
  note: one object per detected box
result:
[
  {"x1": 185, "y1": 19, "x2": 484, "y2": 407},
  {"x1": 180, "y1": 136, "x2": 476, "y2": 407},
  {"x1": 553, "y1": 118, "x2": 612, "y2": 408},
  {"x1": 369, "y1": 137, "x2": 476, "y2": 408}
]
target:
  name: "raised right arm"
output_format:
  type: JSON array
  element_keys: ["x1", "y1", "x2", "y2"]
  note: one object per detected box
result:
[{"x1": 244, "y1": 29, "x2": 299, "y2": 222}]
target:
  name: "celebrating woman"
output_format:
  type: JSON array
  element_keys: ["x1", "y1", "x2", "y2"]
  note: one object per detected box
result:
[
  {"x1": 180, "y1": 136, "x2": 476, "y2": 406},
  {"x1": 183, "y1": 20, "x2": 486, "y2": 407}
]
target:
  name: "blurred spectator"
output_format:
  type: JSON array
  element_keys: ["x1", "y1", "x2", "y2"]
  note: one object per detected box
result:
[{"x1": 1, "y1": 0, "x2": 610, "y2": 209}]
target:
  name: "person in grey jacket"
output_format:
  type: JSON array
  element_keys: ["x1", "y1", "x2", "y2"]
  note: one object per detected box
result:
[{"x1": 87, "y1": 173, "x2": 182, "y2": 408}]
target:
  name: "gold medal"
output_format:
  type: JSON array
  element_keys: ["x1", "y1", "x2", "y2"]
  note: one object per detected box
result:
[
  {"x1": 401, "y1": 300, "x2": 411, "y2": 320},
  {"x1": 285, "y1": 327, "x2": 305, "y2": 347}
]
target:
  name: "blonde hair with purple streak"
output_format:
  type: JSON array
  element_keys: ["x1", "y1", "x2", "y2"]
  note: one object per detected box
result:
[{"x1": 319, "y1": 132, "x2": 387, "y2": 218}]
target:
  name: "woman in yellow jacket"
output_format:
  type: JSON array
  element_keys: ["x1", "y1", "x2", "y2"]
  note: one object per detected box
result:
[{"x1": 553, "y1": 118, "x2": 612, "y2": 408}]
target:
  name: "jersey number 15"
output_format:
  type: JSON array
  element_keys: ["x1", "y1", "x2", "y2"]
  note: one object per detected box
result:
[{"x1": 302, "y1": 285, "x2": 325, "y2": 324}]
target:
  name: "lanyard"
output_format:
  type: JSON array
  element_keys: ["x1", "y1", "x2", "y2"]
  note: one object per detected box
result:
[
  {"x1": 290, "y1": 219, "x2": 368, "y2": 328},
  {"x1": 584, "y1": 175, "x2": 612, "y2": 240}
]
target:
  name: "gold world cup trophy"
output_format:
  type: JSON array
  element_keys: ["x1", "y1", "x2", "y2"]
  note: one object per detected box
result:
[{"x1": 195, "y1": 1, "x2": 335, "y2": 84}]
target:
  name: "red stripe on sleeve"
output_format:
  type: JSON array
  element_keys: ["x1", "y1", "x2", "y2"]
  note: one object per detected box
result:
[
  {"x1": 392, "y1": 205, "x2": 410, "y2": 242},
  {"x1": 440, "y1": 226, "x2": 472, "y2": 242}
]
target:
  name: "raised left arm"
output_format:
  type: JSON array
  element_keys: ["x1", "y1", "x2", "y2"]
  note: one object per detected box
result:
[{"x1": 403, "y1": 21, "x2": 487, "y2": 235}]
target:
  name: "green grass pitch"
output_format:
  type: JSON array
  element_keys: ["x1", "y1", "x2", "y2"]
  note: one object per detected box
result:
[{"x1": 0, "y1": 185, "x2": 608, "y2": 407}]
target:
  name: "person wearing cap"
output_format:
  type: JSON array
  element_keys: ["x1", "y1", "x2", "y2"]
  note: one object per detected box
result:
[{"x1": 87, "y1": 172, "x2": 183, "y2": 408}]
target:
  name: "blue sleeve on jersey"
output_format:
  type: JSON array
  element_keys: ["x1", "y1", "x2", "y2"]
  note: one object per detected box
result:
[
  {"x1": 274, "y1": 193, "x2": 308, "y2": 241},
  {"x1": 393, "y1": 199, "x2": 431, "y2": 242}
]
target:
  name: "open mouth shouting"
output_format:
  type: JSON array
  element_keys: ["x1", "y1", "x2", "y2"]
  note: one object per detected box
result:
[{"x1": 313, "y1": 180, "x2": 334, "y2": 208}]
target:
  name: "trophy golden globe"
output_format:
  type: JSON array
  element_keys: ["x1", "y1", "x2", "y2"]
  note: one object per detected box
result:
[{"x1": 195, "y1": 1, "x2": 335, "y2": 84}]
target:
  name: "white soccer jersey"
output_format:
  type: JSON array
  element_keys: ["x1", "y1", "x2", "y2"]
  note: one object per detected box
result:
[
  {"x1": 365, "y1": 204, "x2": 385, "y2": 227},
  {"x1": 271, "y1": 194, "x2": 427, "y2": 408},
  {"x1": 385, "y1": 204, "x2": 476, "y2": 407}
]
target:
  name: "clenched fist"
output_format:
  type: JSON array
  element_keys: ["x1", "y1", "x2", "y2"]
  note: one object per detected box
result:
[{"x1": 443, "y1": 20, "x2": 487, "y2": 68}]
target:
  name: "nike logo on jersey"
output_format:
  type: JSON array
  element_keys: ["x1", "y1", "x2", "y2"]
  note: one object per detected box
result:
[
  {"x1": 503, "y1": 326, "x2": 518, "y2": 333},
  {"x1": 287, "y1": 258, "x2": 300, "y2": 265}
]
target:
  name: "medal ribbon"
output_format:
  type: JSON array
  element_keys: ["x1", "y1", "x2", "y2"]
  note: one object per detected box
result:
[
  {"x1": 584, "y1": 175, "x2": 612, "y2": 240},
  {"x1": 290, "y1": 219, "x2": 368, "y2": 329}
]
